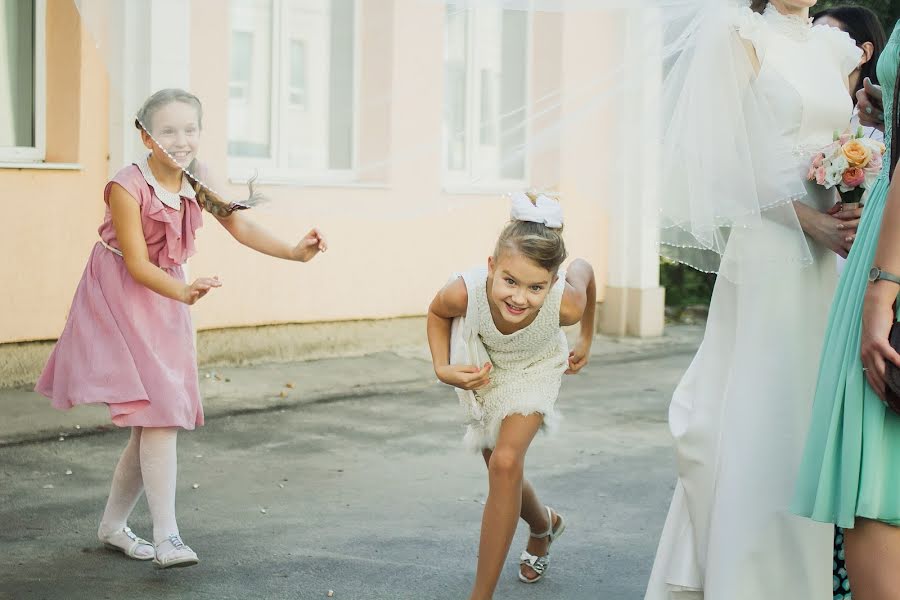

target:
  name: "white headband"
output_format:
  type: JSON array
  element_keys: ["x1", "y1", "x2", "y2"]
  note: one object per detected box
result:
[{"x1": 509, "y1": 191, "x2": 563, "y2": 229}]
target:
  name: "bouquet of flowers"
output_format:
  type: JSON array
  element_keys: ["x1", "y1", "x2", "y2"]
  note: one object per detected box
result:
[{"x1": 807, "y1": 128, "x2": 885, "y2": 210}]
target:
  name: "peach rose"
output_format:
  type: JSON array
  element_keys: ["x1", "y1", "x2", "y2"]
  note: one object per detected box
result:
[
  {"x1": 842, "y1": 166, "x2": 865, "y2": 188},
  {"x1": 843, "y1": 140, "x2": 872, "y2": 168}
]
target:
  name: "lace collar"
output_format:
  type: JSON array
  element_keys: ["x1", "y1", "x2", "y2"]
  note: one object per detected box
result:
[
  {"x1": 763, "y1": 3, "x2": 812, "y2": 41},
  {"x1": 135, "y1": 154, "x2": 197, "y2": 210}
]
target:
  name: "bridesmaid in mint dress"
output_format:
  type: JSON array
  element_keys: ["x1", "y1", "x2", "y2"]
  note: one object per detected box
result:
[{"x1": 793, "y1": 22, "x2": 900, "y2": 598}]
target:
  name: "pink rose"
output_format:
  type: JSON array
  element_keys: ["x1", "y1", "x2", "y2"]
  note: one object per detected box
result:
[
  {"x1": 842, "y1": 167, "x2": 865, "y2": 188},
  {"x1": 869, "y1": 151, "x2": 883, "y2": 169},
  {"x1": 839, "y1": 133, "x2": 852, "y2": 145},
  {"x1": 812, "y1": 153, "x2": 825, "y2": 168},
  {"x1": 815, "y1": 166, "x2": 827, "y2": 185},
  {"x1": 865, "y1": 165, "x2": 881, "y2": 182}
]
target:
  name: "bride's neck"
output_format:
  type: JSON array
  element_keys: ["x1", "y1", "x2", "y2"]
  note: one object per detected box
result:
[{"x1": 767, "y1": 1, "x2": 810, "y2": 20}]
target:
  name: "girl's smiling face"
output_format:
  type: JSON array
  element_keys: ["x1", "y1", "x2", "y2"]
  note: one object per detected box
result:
[
  {"x1": 487, "y1": 251, "x2": 557, "y2": 327},
  {"x1": 141, "y1": 100, "x2": 201, "y2": 168}
]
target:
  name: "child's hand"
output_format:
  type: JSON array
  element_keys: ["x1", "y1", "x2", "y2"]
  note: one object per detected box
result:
[
  {"x1": 291, "y1": 228, "x2": 328, "y2": 262},
  {"x1": 565, "y1": 337, "x2": 591, "y2": 375},
  {"x1": 181, "y1": 276, "x2": 222, "y2": 305},
  {"x1": 436, "y1": 362, "x2": 492, "y2": 391}
]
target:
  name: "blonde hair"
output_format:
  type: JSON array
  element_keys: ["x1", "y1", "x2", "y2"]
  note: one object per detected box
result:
[
  {"x1": 134, "y1": 88, "x2": 261, "y2": 217},
  {"x1": 494, "y1": 191, "x2": 567, "y2": 272}
]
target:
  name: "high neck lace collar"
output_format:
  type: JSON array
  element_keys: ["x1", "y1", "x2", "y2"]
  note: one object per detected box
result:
[{"x1": 763, "y1": 3, "x2": 812, "y2": 41}]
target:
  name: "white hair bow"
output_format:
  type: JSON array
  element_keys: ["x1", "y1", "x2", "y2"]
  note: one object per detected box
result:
[{"x1": 509, "y1": 191, "x2": 563, "y2": 229}]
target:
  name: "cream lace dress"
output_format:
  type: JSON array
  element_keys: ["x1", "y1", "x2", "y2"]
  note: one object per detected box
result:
[{"x1": 454, "y1": 266, "x2": 569, "y2": 451}]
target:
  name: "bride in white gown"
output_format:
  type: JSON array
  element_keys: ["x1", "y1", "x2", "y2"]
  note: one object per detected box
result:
[{"x1": 646, "y1": 1, "x2": 863, "y2": 599}]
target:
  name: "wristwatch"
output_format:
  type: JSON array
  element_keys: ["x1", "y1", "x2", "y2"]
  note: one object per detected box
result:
[{"x1": 868, "y1": 266, "x2": 900, "y2": 285}]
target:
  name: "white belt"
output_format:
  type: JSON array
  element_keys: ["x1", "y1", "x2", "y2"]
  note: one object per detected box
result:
[{"x1": 99, "y1": 239, "x2": 123, "y2": 257}]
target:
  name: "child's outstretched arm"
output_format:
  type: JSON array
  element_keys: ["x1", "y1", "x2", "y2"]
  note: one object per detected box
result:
[
  {"x1": 215, "y1": 211, "x2": 327, "y2": 262},
  {"x1": 560, "y1": 258, "x2": 596, "y2": 374},
  {"x1": 427, "y1": 278, "x2": 492, "y2": 391},
  {"x1": 110, "y1": 184, "x2": 221, "y2": 305}
]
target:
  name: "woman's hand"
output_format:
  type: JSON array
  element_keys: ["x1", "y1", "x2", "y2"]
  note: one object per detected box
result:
[
  {"x1": 856, "y1": 77, "x2": 884, "y2": 131},
  {"x1": 181, "y1": 276, "x2": 222, "y2": 305},
  {"x1": 435, "y1": 363, "x2": 492, "y2": 391},
  {"x1": 290, "y1": 228, "x2": 328, "y2": 262},
  {"x1": 809, "y1": 207, "x2": 861, "y2": 258},
  {"x1": 861, "y1": 281, "x2": 900, "y2": 400},
  {"x1": 565, "y1": 336, "x2": 591, "y2": 375}
]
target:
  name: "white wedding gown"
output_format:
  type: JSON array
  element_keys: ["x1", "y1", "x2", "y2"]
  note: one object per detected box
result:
[{"x1": 646, "y1": 6, "x2": 861, "y2": 600}]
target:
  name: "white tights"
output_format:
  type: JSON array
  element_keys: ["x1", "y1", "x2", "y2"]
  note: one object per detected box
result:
[{"x1": 98, "y1": 426, "x2": 180, "y2": 546}]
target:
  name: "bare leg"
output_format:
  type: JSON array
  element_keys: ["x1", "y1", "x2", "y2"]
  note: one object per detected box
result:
[
  {"x1": 844, "y1": 518, "x2": 900, "y2": 600},
  {"x1": 469, "y1": 414, "x2": 543, "y2": 600},
  {"x1": 480, "y1": 449, "x2": 558, "y2": 581}
]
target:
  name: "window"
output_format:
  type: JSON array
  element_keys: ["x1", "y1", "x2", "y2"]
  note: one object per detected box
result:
[
  {"x1": 228, "y1": 0, "x2": 356, "y2": 180},
  {"x1": 229, "y1": 31, "x2": 253, "y2": 102},
  {"x1": 444, "y1": 7, "x2": 529, "y2": 186},
  {"x1": 288, "y1": 39, "x2": 308, "y2": 108},
  {"x1": 0, "y1": 0, "x2": 46, "y2": 162}
]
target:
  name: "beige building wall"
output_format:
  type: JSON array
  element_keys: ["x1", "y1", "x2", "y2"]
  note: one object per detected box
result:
[
  {"x1": 1, "y1": 1, "x2": 109, "y2": 343},
  {"x1": 186, "y1": 0, "x2": 612, "y2": 332},
  {"x1": 1, "y1": 1, "x2": 665, "y2": 385}
]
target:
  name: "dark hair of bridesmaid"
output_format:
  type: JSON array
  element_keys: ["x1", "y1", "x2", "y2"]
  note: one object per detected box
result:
[
  {"x1": 750, "y1": 0, "x2": 768, "y2": 14},
  {"x1": 813, "y1": 5, "x2": 887, "y2": 97}
]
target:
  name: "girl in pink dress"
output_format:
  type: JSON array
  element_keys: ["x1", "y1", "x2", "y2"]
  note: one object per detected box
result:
[{"x1": 35, "y1": 88, "x2": 327, "y2": 568}]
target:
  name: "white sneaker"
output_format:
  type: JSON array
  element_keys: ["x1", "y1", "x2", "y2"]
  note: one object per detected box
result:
[
  {"x1": 153, "y1": 534, "x2": 199, "y2": 569},
  {"x1": 99, "y1": 526, "x2": 155, "y2": 561}
]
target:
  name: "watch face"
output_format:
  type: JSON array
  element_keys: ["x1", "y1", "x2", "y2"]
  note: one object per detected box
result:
[{"x1": 869, "y1": 267, "x2": 880, "y2": 282}]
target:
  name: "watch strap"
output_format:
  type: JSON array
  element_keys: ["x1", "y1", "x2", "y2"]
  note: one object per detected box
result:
[{"x1": 875, "y1": 268, "x2": 900, "y2": 286}]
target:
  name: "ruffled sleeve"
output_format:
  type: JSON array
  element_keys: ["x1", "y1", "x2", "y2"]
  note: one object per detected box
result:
[
  {"x1": 734, "y1": 6, "x2": 768, "y2": 62},
  {"x1": 812, "y1": 23, "x2": 862, "y2": 77},
  {"x1": 104, "y1": 164, "x2": 144, "y2": 207}
]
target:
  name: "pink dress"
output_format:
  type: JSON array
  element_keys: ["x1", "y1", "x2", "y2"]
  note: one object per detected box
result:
[{"x1": 35, "y1": 158, "x2": 205, "y2": 429}]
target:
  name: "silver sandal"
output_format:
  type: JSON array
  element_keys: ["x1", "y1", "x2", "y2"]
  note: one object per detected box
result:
[
  {"x1": 100, "y1": 526, "x2": 155, "y2": 560},
  {"x1": 153, "y1": 534, "x2": 199, "y2": 569},
  {"x1": 518, "y1": 506, "x2": 566, "y2": 584}
]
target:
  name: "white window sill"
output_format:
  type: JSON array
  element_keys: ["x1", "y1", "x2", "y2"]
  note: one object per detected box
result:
[
  {"x1": 0, "y1": 162, "x2": 82, "y2": 171},
  {"x1": 442, "y1": 182, "x2": 527, "y2": 196},
  {"x1": 229, "y1": 173, "x2": 389, "y2": 190}
]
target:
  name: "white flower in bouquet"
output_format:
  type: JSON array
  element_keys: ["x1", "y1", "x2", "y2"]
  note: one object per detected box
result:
[{"x1": 825, "y1": 155, "x2": 849, "y2": 189}]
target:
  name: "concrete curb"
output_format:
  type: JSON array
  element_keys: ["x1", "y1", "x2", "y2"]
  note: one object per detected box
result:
[{"x1": 0, "y1": 325, "x2": 704, "y2": 447}]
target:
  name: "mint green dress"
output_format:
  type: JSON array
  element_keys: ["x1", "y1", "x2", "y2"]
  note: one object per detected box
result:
[{"x1": 793, "y1": 24, "x2": 900, "y2": 528}]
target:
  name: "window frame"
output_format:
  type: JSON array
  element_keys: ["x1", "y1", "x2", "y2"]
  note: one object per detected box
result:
[
  {"x1": 227, "y1": 0, "x2": 361, "y2": 185},
  {"x1": 0, "y1": 0, "x2": 47, "y2": 163},
  {"x1": 442, "y1": 6, "x2": 533, "y2": 192}
]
